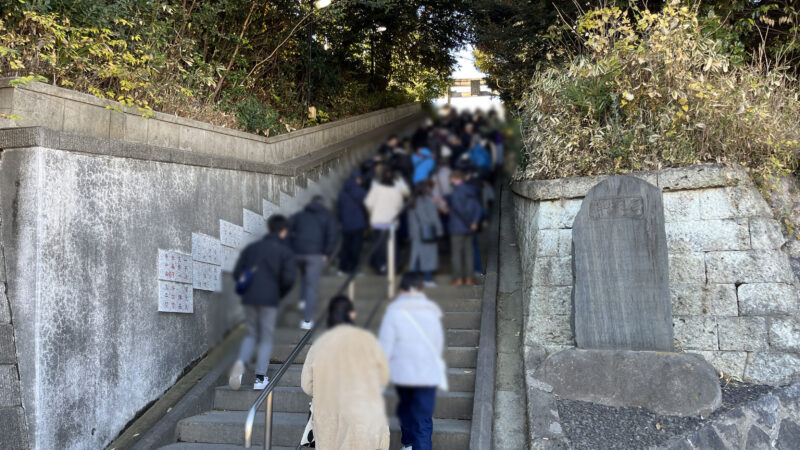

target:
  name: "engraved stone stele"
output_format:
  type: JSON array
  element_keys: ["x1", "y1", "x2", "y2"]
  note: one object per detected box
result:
[
  {"x1": 572, "y1": 175, "x2": 674, "y2": 351},
  {"x1": 534, "y1": 175, "x2": 721, "y2": 417}
]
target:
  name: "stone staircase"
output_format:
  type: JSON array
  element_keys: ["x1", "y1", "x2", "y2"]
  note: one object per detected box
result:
[{"x1": 160, "y1": 274, "x2": 484, "y2": 449}]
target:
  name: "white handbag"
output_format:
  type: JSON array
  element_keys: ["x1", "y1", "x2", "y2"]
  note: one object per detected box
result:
[{"x1": 402, "y1": 310, "x2": 449, "y2": 392}]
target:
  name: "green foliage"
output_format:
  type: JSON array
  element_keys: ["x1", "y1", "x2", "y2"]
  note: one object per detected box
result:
[
  {"x1": 0, "y1": 0, "x2": 467, "y2": 133},
  {"x1": 235, "y1": 96, "x2": 281, "y2": 136},
  {"x1": 518, "y1": 1, "x2": 800, "y2": 181}
]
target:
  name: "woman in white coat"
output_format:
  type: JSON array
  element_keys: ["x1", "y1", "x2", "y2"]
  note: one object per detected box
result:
[{"x1": 378, "y1": 272, "x2": 445, "y2": 450}]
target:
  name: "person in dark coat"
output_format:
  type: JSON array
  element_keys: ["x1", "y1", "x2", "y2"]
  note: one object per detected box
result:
[
  {"x1": 229, "y1": 214, "x2": 296, "y2": 391},
  {"x1": 291, "y1": 196, "x2": 339, "y2": 330},
  {"x1": 447, "y1": 171, "x2": 482, "y2": 286},
  {"x1": 337, "y1": 170, "x2": 368, "y2": 275}
]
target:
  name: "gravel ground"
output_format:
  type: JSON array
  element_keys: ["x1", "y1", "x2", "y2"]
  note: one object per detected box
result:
[{"x1": 557, "y1": 381, "x2": 775, "y2": 449}]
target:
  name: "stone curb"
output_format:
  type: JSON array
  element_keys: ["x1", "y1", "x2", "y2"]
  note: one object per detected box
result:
[
  {"x1": 0, "y1": 111, "x2": 424, "y2": 179},
  {"x1": 663, "y1": 382, "x2": 800, "y2": 449},
  {"x1": 0, "y1": 77, "x2": 420, "y2": 145},
  {"x1": 468, "y1": 179, "x2": 502, "y2": 450},
  {"x1": 511, "y1": 164, "x2": 750, "y2": 201}
]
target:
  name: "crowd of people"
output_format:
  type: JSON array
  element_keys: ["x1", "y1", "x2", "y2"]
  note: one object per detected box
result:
[{"x1": 229, "y1": 108, "x2": 504, "y2": 449}]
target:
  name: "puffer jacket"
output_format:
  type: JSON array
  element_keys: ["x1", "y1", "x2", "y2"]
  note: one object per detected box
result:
[
  {"x1": 448, "y1": 182, "x2": 482, "y2": 235},
  {"x1": 290, "y1": 202, "x2": 339, "y2": 256},
  {"x1": 337, "y1": 171, "x2": 368, "y2": 232},
  {"x1": 378, "y1": 292, "x2": 444, "y2": 387},
  {"x1": 233, "y1": 234, "x2": 296, "y2": 307}
]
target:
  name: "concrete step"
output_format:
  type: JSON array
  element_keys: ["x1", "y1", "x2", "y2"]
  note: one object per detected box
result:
[
  {"x1": 176, "y1": 411, "x2": 470, "y2": 448},
  {"x1": 214, "y1": 386, "x2": 474, "y2": 420},
  {"x1": 237, "y1": 365, "x2": 476, "y2": 393},
  {"x1": 268, "y1": 344, "x2": 477, "y2": 368},
  {"x1": 161, "y1": 444, "x2": 294, "y2": 450},
  {"x1": 278, "y1": 310, "x2": 481, "y2": 330}
]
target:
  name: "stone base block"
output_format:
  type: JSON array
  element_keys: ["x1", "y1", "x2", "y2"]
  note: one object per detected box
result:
[{"x1": 534, "y1": 349, "x2": 722, "y2": 417}]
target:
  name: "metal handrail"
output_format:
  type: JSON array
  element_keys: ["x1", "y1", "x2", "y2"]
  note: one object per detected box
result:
[{"x1": 244, "y1": 203, "x2": 408, "y2": 448}]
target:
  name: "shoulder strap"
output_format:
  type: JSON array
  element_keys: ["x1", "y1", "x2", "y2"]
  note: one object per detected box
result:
[{"x1": 401, "y1": 310, "x2": 439, "y2": 357}]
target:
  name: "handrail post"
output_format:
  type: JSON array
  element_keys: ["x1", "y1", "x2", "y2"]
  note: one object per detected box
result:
[
  {"x1": 387, "y1": 224, "x2": 396, "y2": 299},
  {"x1": 348, "y1": 278, "x2": 355, "y2": 301},
  {"x1": 264, "y1": 390, "x2": 273, "y2": 450}
]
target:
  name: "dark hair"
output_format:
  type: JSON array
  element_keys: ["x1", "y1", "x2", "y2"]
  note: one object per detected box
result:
[
  {"x1": 399, "y1": 272, "x2": 425, "y2": 292},
  {"x1": 327, "y1": 295, "x2": 355, "y2": 328},
  {"x1": 409, "y1": 181, "x2": 431, "y2": 209},
  {"x1": 267, "y1": 215, "x2": 289, "y2": 234},
  {"x1": 379, "y1": 169, "x2": 395, "y2": 187}
]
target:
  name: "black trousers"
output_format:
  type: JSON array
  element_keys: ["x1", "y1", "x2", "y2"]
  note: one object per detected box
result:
[{"x1": 339, "y1": 230, "x2": 364, "y2": 273}]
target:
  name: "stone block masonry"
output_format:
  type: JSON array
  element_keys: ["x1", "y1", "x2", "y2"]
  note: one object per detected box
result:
[
  {"x1": 0, "y1": 101, "x2": 420, "y2": 448},
  {"x1": 512, "y1": 164, "x2": 800, "y2": 386}
]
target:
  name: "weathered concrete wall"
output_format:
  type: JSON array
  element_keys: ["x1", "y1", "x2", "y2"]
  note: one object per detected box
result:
[
  {"x1": 511, "y1": 165, "x2": 800, "y2": 386},
  {"x1": 0, "y1": 102, "x2": 419, "y2": 448},
  {"x1": 0, "y1": 193, "x2": 29, "y2": 448},
  {"x1": 0, "y1": 78, "x2": 421, "y2": 164}
]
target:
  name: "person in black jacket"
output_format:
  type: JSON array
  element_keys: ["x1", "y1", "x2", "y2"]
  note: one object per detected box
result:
[
  {"x1": 291, "y1": 196, "x2": 339, "y2": 330},
  {"x1": 229, "y1": 214, "x2": 296, "y2": 391},
  {"x1": 337, "y1": 170, "x2": 368, "y2": 276}
]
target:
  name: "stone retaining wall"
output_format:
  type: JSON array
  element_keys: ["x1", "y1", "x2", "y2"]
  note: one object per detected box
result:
[
  {"x1": 0, "y1": 78, "x2": 420, "y2": 164},
  {"x1": 511, "y1": 165, "x2": 800, "y2": 386}
]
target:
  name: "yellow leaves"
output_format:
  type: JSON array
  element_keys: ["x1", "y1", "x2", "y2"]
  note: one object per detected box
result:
[{"x1": 682, "y1": 104, "x2": 689, "y2": 112}]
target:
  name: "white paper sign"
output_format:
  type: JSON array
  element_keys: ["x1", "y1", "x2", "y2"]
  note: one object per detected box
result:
[
  {"x1": 221, "y1": 246, "x2": 239, "y2": 273},
  {"x1": 192, "y1": 233, "x2": 221, "y2": 265},
  {"x1": 157, "y1": 250, "x2": 192, "y2": 283},
  {"x1": 243, "y1": 209, "x2": 267, "y2": 235},
  {"x1": 193, "y1": 261, "x2": 222, "y2": 292},
  {"x1": 220, "y1": 220, "x2": 245, "y2": 249},
  {"x1": 158, "y1": 281, "x2": 193, "y2": 313}
]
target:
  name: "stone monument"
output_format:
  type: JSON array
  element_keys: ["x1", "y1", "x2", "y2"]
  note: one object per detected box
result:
[
  {"x1": 572, "y1": 175, "x2": 673, "y2": 350},
  {"x1": 534, "y1": 176, "x2": 721, "y2": 417}
]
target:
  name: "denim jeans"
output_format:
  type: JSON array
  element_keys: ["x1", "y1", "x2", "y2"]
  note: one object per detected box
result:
[{"x1": 395, "y1": 386, "x2": 437, "y2": 450}]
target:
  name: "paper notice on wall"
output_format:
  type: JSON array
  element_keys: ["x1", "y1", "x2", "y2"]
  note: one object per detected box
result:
[
  {"x1": 158, "y1": 281, "x2": 194, "y2": 313},
  {"x1": 221, "y1": 246, "x2": 239, "y2": 273},
  {"x1": 220, "y1": 220, "x2": 245, "y2": 249},
  {"x1": 243, "y1": 209, "x2": 267, "y2": 236},
  {"x1": 193, "y1": 260, "x2": 222, "y2": 292},
  {"x1": 192, "y1": 232, "x2": 221, "y2": 265},
  {"x1": 157, "y1": 250, "x2": 192, "y2": 283}
]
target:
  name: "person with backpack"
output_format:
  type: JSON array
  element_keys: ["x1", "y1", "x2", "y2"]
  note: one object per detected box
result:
[
  {"x1": 291, "y1": 196, "x2": 339, "y2": 330},
  {"x1": 448, "y1": 170, "x2": 482, "y2": 286},
  {"x1": 301, "y1": 296, "x2": 390, "y2": 450},
  {"x1": 229, "y1": 215, "x2": 296, "y2": 391},
  {"x1": 378, "y1": 273, "x2": 446, "y2": 450},
  {"x1": 337, "y1": 170, "x2": 368, "y2": 276}
]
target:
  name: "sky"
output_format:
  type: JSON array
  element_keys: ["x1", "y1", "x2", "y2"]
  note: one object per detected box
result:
[{"x1": 451, "y1": 45, "x2": 486, "y2": 79}]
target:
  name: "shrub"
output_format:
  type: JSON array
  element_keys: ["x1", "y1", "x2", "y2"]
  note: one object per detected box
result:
[
  {"x1": 235, "y1": 96, "x2": 281, "y2": 136},
  {"x1": 517, "y1": 1, "x2": 800, "y2": 181}
]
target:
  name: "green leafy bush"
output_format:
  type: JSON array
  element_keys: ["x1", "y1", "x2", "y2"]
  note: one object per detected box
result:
[
  {"x1": 235, "y1": 96, "x2": 281, "y2": 136},
  {"x1": 517, "y1": 1, "x2": 800, "y2": 181}
]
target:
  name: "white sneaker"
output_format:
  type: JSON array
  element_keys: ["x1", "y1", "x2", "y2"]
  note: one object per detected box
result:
[
  {"x1": 298, "y1": 300, "x2": 306, "y2": 310},
  {"x1": 423, "y1": 280, "x2": 438, "y2": 288},
  {"x1": 228, "y1": 360, "x2": 244, "y2": 391},
  {"x1": 253, "y1": 375, "x2": 269, "y2": 390},
  {"x1": 300, "y1": 320, "x2": 313, "y2": 330},
  {"x1": 401, "y1": 446, "x2": 412, "y2": 450},
  {"x1": 337, "y1": 271, "x2": 347, "y2": 277}
]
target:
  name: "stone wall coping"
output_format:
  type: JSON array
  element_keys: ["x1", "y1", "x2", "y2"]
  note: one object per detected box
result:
[
  {"x1": 510, "y1": 164, "x2": 751, "y2": 201},
  {"x1": 0, "y1": 109, "x2": 423, "y2": 177},
  {"x1": 0, "y1": 77, "x2": 420, "y2": 145}
]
